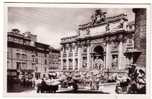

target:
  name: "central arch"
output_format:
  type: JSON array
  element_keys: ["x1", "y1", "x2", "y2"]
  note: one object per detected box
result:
[
  {"x1": 93, "y1": 45, "x2": 104, "y2": 60},
  {"x1": 92, "y1": 45, "x2": 105, "y2": 70}
]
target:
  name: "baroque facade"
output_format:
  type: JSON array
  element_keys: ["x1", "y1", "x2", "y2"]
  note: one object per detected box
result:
[
  {"x1": 60, "y1": 9, "x2": 135, "y2": 75},
  {"x1": 7, "y1": 29, "x2": 60, "y2": 79}
]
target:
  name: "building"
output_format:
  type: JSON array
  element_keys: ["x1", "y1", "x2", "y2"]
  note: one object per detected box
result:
[
  {"x1": 133, "y1": 8, "x2": 146, "y2": 67},
  {"x1": 34, "y1": 42, "x2": 50, "y2": 78},
  {"x1": 60, "y1": 9, "x2": 135, "y2": 76},
  {"x1": 48, "y1": 47, "x2": 60, "y2": 72},
  {"x1": 7, "y1": 29, "x2": 60, "y2": 79}
]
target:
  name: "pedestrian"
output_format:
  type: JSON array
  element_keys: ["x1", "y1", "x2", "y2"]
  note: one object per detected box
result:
[
  {"x1": 45, "y1": 77, "x2": 52, "y2": 93},
  {"x1": 35, "y1": 78, "x2": 42, "y2": 93},
  {"x1": 72, "y1": 79, "x2": 78, "y2": 92},
  {"x1": 40, "y1": 78, "x2": 47, "y2": 93},
  {"x1": 50, "y1": 77, "x2": 60, "y2": 93}
]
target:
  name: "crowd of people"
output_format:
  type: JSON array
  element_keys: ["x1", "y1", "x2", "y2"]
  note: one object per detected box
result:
[
  {"x1": 35, "y1": 76, "x2": 60, "y2": 93},
  {"x1": 7, "y1": 64, "x2": 146, "y2": 94},
  {"x1": 32, "y1": 64, "x2": 146, "y2": 94},
  {"x1": 33, "y1": 71, "x2": 104, "y2": 93}
]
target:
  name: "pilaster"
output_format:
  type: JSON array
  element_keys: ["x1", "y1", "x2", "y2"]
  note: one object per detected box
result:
[
  {"x1": 72, "y1": 43, "x2": 76, "y2": 70},
  {"x1": 60, "y1": 50, "x2": 63, "y2": 70},
  {"x1": 78, "y1": 44, "x2": 82, "y2": 70},
  {"x1": 106, "y1": 43, "x2": 112, "y2": 69},
  {"x1": 118, "y1": 42, "x2": 124, "y2": 69},
  {"x1": 87, "y1": 46, "x2": 91, "y2": 70},
  {"x1": 66, "y1": 45, "x2": 69, "y2": 70}
]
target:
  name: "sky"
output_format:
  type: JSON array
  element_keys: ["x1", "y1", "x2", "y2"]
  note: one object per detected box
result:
[{"x1": 8, "y1": 7, "x2": 135, "y2": 49}]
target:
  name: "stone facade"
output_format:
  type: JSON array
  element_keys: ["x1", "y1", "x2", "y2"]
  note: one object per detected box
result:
[
  {"x1": 7, "y1": 29, "x2": 60, "y2": 79},
  {"x1": 60, "y1": 9, "x2": 135, "y2": 75}
]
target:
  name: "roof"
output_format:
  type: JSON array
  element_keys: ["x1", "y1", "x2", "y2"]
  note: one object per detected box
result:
[
  {"x1": 8, "y1": 32, "x2": 31, "y2": 41},
  {"x1": 61, "y1": 35, "x2": 78, "y2": 40},
  {"x1": 35, "y1": 42, "x2": 50, "y2": 48}
]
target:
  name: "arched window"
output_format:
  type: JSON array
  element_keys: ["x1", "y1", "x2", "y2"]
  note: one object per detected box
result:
[
  {"x1": 16, "y1": 53, "x2": 20, "y2": 59},
  {"x1": 94, "y1": 46, "x2": 104, "y2": 60}
]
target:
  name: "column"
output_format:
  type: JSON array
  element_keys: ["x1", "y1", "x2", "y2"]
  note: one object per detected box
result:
[
  {"x1": 106, "y1": 43, "x2": 112, "y2": 69},
  {"x1": 78, "y1": 46, "x2": 82, "y2": 70},
  {"x1": 66, "y1": 45, "x2": 69, "y2": 70},
  {"x1": 90, "y1": 55, "x2": 94, "y2": 70},
  {"x1": 60, "y1": 50, "x2": 63, "y2": 70},
  {"x1": 87, "y1": 46, "x2": 91, "y2": 70},
  {"x1": 72, "y1": 43, "x2": 76, "y2": 70},
  {"x1": 104, "y1": 53, "x2": 106, "y2": 69},
  {"x1": 118, "y1": 41, "x2": 125, "y2": 70}
]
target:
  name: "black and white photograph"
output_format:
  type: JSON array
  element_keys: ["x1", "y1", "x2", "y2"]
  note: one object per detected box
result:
[{"x1": 4, "y1": 3, "x2": 150, "y2": 98}]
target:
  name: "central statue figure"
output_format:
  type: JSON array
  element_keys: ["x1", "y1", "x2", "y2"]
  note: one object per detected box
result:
[
  {"x1": 91, "y1": 9, "x2": 107, "y2": 25},
  {"x1": 94, "y1": 56, "x2": 104, "y2": 70}
]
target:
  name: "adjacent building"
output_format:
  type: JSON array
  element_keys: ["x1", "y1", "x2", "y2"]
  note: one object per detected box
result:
[
  {"x1": 48, "y1": 47, "x2": 60, "y2": 72},
  {"x1": 60, "y1": 9, "x2": 135, "y2": 76},
  {"x1": 7, "y1": 29, "x2": 60, "y2": 79}
]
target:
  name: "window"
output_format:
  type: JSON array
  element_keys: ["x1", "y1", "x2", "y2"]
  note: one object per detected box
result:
[
  {"x1": 35, "y1": 52, "x2": 38, "y2": 56},
  {"x1": 35, "y1": 58, "x2": 38, "y2": 64},
  {"x1": 63, "y1": 46, "x2": 66, "y2": 53},
  {"x1": 25, "y1": 41, "x2": 30, "y2": 45},
  {"x1": 83, "y1": 47, "x2": 87, "y2": 52},
  {"x1": 44, "y1": 67, "x2": 47, "y2": 72},
  {"x1": 32, "y1": 55, "x2": 35, "y2": 62},
  {"x1": 16, "y1": 53, "x2": 20, "y2": 59},
  {"x1": 14, "y1": 38, "x2": 17, "y2": 42},
  {"x1": 82, "y1": 57, "x2": 87, "y2": 68},
  {"x1": 112, "y1": 55, "x2": 118, "y2": 69},
  {"x1": 16, "y1": 62, "x2": 21, "y2": 70},
  {"x1": 8, "y1": 36, "x2": 13, "y2": 41},
  {"x1": 70, "y1": 45, "x2": 72, "y2": 52},
  {"x1": 22, "y1": 63, "x2": 27, "y2": 70},
  {"x1": 32, "y1": 58, "x2": 35, "y2": 62},
  {"x1": 35, "y1": 67, "x2": 38, "y2": 71},
  {"x1": 7, "y1": 52, "x2": 9, "y2": 58},
  {"x1": 45, "y1": 59, "x2": 47, "y2": 65},
  {"x1": 22, "y1": 54, "x2": 27, "y2": 59}
]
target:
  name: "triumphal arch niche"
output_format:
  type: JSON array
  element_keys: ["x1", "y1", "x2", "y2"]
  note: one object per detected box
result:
[{"x1": 60, "y1": 9, "x2": 135, "y2": 75}]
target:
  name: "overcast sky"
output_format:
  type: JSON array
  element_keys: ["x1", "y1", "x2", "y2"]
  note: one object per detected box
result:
[{"x1": 8, "y1": 7, "x2": 135, "y2": 49}]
